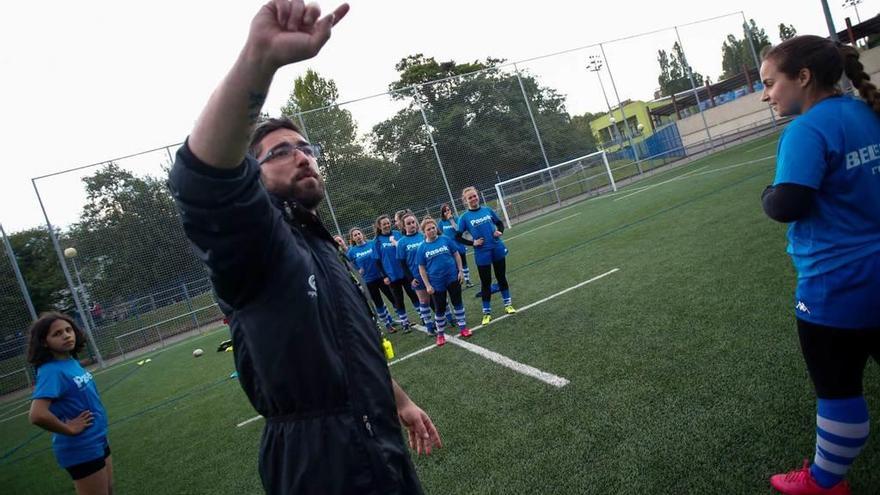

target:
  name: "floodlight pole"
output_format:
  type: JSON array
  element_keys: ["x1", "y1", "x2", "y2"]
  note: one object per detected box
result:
[
  {"x1": 413, "y1": 86, "x2": 460, "y2": 217},
  {"x1": 599, "y1": 44, "x2": 643, "y2": 174},
  {"x1": 673, "y1": 27, "x2": 715, "y2": 150},
  {"x1": 741, "y1": 13, "x2": 777, "y2": 128},
  {"x1": 1, "y1": 223, "x2": 37, "y2": 320},
  {"x1": 294, "y1": 112, "x2": 343, "y2": 238},
  {"x1": 32, "y1": 179, "x2": 105, "y2": 368},
  {"x1": 514, "y1": 63, "x2": 562, "y2": 206},
  {"x1": 587, "y1": 56, "x2": 618, "y2": 147}
]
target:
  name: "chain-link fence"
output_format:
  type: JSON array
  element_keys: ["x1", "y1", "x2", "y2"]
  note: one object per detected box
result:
[
  {"x1": 21, "y1": 11, "x2": 784, "y2": 380},
  {"x1": 0, "y1": 224, "x2": 37, "y2": 395}
]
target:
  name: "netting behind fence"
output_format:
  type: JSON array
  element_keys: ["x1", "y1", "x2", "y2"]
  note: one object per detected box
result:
[{"x1": 0, "y1": 225, "x2": 36, "y2": 395}]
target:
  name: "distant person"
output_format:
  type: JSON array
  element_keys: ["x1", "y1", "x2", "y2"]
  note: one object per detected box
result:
[
  {"x1": 374, "y1": 214, "x2": 416, "y2": 332},
  {"x1": 417, "y1": 216, "x2": 472, "y2": 346},
  {"x1": 438, "y1": 203, "x2": 474, "y2": 288},
  {"x1": 27, "y1": 312, "x2": 113, "y2": 495},
  {"x1": 456, "y1": 186, "x2": 516, "y2": 325},
  {"x1": 332, "y1": 234, "x2": 347, "y2": 254},
  {"x1": 347, "y1": 227, "x2": 396, "y2": 333},
  {"x1": 760, "y1": 35, "x2": 880, "y2": 495},
  {"x1": 167, "y1": 2, "x2": 440, "y2": 493},
  {"x1": 396, "y1": 213, "x2": 439, "y2": 337}
]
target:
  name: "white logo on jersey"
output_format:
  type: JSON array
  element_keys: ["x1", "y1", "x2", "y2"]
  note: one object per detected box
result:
[
  {"x1": 425, "y1": 245, "x2": 450, "y2": 259},
  {"x1": 72, "y1": 371, "x2": 94, "y2": 389},
  {"x1": 795, "y1": 301, "x2": 811, "y2": 314},
  {"x1": 354, "y1": 248, "x2": 373, "y2": 260},
  {"x1": 405, "y1": 241, "x2": 423, "y2": 251},
  {"x1": 469, "y1": 215, "x2": 493, "y2": 227},
  {"x1": 845, "y1": 143, "x2": 880, "y2": 169},
  {"x1": 307, "y1": 275, "x2": 318, "y2": 298}
]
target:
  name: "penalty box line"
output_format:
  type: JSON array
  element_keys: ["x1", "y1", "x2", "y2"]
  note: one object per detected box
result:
[{"x1": 236, "y1": 268, "x2": 619, "y2": 427}]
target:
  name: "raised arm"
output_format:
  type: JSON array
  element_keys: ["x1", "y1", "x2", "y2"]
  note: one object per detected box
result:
[{"x1": 188, "y1": 0, "x2": 349, "y2": 168}]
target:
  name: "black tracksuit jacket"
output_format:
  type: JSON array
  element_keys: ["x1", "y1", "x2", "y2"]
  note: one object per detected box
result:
[{"x1": 168, "y1": 142, "x2": 423, "y2": 495}]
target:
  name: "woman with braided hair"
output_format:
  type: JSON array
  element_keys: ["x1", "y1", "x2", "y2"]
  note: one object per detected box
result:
[{"x1": 760, "y1": 35, "x2": 880, "y2": 495}]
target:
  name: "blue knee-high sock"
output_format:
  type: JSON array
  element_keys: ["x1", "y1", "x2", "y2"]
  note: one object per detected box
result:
[
  {"x1": 445, "y1": 308, "x2": 454, "y2": 324},
  {"x1": 418, "y1": 303, "x2": 435, "y2": 330},
  {"x1": 376, "y1": 305, "x2": 393, "y2": 327},
  {"x1": 453, "y1": 304, "x2": 467, "y2": 329},
  {"x1": 434, "y1": 314, "x2": 447, "y2": 335},
  {"x1": 501, "y1": 289, "x2": 511, "y2": 306},
  {"x1": 481, "y1": 300, "x2": 491, "y2": 314},
  {"x1": 395, "y1": 309, "x2": 410, "y2": 328},
  {"x1": 462, "y1": 267, "x2": 471, "y2": 283},
  {"x1": 811, "y1": 396, "x2": 870, "y2": 488}
]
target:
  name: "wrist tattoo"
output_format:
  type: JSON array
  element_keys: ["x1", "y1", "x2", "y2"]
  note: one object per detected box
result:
[{"x1": 247, "y1": 91, "x2": 267, "y2": 124}]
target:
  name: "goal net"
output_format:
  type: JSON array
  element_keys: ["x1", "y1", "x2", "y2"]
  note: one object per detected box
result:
[{"x1": 494, "y1": 150, "x2": 615, "y2": 226}]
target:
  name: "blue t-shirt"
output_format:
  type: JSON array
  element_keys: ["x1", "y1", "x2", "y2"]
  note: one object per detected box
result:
[
  {"x1": 396, "y1": 232, "x2": 425, "y2": 281},
  {"x1": 416, "y1": 236, "x2": 459, "y2": 286},
  {"x1": 374, "y1": 233, "x2": 404, "y2": 281},
  {"x1": 438, "y1": 218, "x2": 467, "y2": 254},
  {"x1": 32, "y1": 358, "x2": 109, "y2": 467},
  {"x1": 347, "y1": 242, "x2": 383, "y2": 283},
  {"x1": 774, "y1": 95, "x2": 880, "y2": 327},
  {"x1": 457, "y1": 207, "x2": 505, "y2": 253}
]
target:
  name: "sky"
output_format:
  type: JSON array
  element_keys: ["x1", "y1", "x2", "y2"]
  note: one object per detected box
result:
[{"x1": 1, "y1": 0, "x2": 877, "y2": 233}]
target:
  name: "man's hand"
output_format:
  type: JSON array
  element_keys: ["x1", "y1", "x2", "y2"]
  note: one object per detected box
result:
[
  {"x1": 247, "y1": 0, "x2": 350, "y2": 72},
  {"x1": 65, "y1": 410, "x2": 94, "y2": 436},
  {"x1": 398, "y1": 401, "x2": 442, "y2": 455}
]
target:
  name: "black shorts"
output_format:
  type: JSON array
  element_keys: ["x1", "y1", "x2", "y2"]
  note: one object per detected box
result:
[
  {"x1": 797, "y1": 318, "x2": 880, "y2": 398},
  {"x1": 66, "y1": 445, "x2": 111, "y2": 480}
]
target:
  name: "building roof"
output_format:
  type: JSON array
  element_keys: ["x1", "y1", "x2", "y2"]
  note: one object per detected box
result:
[{"x1": 648, "y1": 67, "x2": 759, "y2": 117}]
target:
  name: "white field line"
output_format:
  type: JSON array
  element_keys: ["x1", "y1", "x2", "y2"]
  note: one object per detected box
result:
[
  {"x1": 0, "y1": 409, "x2": 29, "y2": 424},
  {"x1": 613, "y1": 166, "x2": 708, "y2": 202},
  {"x1": 505, "y1": 213, "x2": 581, "y2": 241},
  {"x1": 745, "y1": 140, "x2": 777, "y2": 153},
  {"x1": 236, "y1": 267, "x2": 620, "y2": 426}
]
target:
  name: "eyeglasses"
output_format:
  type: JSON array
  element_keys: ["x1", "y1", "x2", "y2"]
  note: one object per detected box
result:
[{"x1": 258, "y1": 142, "x2": 322, "y2": 165}]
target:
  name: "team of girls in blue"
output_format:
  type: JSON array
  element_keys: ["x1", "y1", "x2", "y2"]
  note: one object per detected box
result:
[
  {"x1": 27, "y1": 312, "x2": 114, "y2": 495},
  {"x1": 417, "y1": 217, "x2": 472, "y2": 345},
  {"x1": 760, "y1": 35, "x2": 880, "y2": 495},
  {"x1": 455, "y1": 186, "x2": 516, "y2": 325},
  {"x1": 437, "y1": 203, "x2": 473, "y2": 287},
  {"x1": 346, "y1": 227, "x2": 399, "y2": 332},
  {"x1": 373, "y1": 214, "x2": 419, "y2": 332}
]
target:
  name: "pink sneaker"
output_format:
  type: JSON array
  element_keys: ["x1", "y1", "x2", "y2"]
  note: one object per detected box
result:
[
  {"x1": 770, "y1": 460, "x2": 851, "y2": 495},
  {"x1": 435, "y1": 333, "x2": 446, "y2": 347},
  {"x1": 458, "y1": 327, "x2": 472, "y2": 338}
]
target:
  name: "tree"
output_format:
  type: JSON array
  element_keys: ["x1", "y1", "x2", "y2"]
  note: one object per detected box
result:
[
  {"x1": 778, "y1": 23, "x2": 798, "y2": 41},
  {"x1": 657, "y1": 42, "x2": 704, "y2": 96},
  {"x1": 720, "y1": 19, "x2": 771, "y2": 80}
]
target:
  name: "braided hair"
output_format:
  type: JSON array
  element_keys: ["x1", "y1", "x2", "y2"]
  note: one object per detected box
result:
[{"x1": 763, "y1": 35, "x2": 880, "y2": 115}]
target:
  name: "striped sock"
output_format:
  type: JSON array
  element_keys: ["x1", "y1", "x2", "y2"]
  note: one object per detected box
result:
[
  {"x1": 434, "y1": 313, "x2": 447, "y2": 335},
  {"x1": 501, "y1": 289, "x2": 511, "y2": 306},
  {"x1": 810, "y1": 396, "x2": 870, "y2": 488},
  {"x1": 418, "y1": 303, "x2": 435, "y2": 330},
  {"x1": 453, "y1": 305, "x2": 467, "y2": 329},
  {"x1": 395, "y1": 309, "x2": 410, "y2": 328},
  {"x1": 463, "y1": 267, "x2": 471, "y2": 283},
  {"x1": 482, "y1": 300, "x2": 491, "y2": 314},
  {"x1": 445, "y1": 308, "x2": 454, "y2": 325},
  {"x1": 376, "y1": 306, "x2": 393, "y2": 327}
]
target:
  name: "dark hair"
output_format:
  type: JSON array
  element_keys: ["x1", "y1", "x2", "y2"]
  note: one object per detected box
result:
[
  {"x1": 374, "y1": 214, "x2": 392, "y2": 237},
  {"x1": 249, "y1": 117, "x2": 304, "y2": 158},
  {"x1": 348, "y1": 227, "x2": 363, "y2": 246},
  {"x1": 27, "y1": 312, "x2": 87, "y2": 368},
  {"x1": 439, "y1": 203, "x2": 453, "y2": 220},
  {"x1": 763, "y1": 35, "x2": 880, "y2": 115}
]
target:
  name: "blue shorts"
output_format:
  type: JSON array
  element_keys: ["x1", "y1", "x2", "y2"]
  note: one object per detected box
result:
[
  {"x1": 474, "y1": 243, "x2": 508, "y2": 266},
  {"x1": 796, "y1": 253, "x2": 880, "y2": 329}
]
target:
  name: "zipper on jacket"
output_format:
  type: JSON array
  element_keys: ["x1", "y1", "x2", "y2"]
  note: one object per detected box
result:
[{"x1": 363, "y1": 415, "x2": 374, "y2": 438}]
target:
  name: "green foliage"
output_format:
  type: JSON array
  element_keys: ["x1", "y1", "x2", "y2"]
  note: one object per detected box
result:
[
  {"x1": 657, "y1": 42, "x2": 704, "y2": 97},
  {"x1": 720, "y1": 19, "x2": 771, "y2": 80},
  {"x1": 4, "y1": 228, "x2": 68, "y2": 317},
  {"x1": 778, "y1": 23, "x2": 798, "y2": 41}
]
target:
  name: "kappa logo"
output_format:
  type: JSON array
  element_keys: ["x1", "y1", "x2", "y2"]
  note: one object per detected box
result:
[
  {"x1": 795, "y1": 300, "x2": 811, "y2": 314},
  {"x1": 307, "y1": 274, "x2": 318, "y2": 298}
]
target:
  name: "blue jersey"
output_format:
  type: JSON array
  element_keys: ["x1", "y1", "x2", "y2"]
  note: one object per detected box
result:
[
  {"x1": 438, "y1": 218, "x2": 466, "y2": 254},
  {"x1": 457, "y1": 206, "x2": 505, "y2": 252},
  {"x1": 347, "y1": 242, "x2": 383, "y2": 283},
  {"x1": 374, "y1": 233, "x2": 404, "y2": 281},
  {"x1": 32, "y1": 358, "x2": 109, "y2": 467},
  {"x1": 417, "y1": 236, "x2": 459, "y2": 286},
  {"x1": 396, "y1": 232, "x2": 425, "y2": 281},
  {"x1": 774, "y1": 95, "x2": 880, "y2": 327}
]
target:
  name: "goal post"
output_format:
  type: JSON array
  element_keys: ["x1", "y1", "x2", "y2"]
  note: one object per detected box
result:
[{"x1": 495, "y1": 150, "x2": 616, "y2": 226}]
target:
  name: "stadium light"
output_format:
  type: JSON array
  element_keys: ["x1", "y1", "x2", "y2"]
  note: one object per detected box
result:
[
  {"x1": 588, "y1": 55, "x2": 619, "y2": 145},
  {"x1": 64, "y1": 246, "x2": 96, "y2": 331},
  {"x1": 842, "y1": 0, "x2": 863, "y2": 24}
]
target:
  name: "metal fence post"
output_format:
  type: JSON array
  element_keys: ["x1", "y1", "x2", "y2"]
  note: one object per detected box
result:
[
  {"x1": 412, "y1": 86, "x2": 460, "y2": 217},
  {"x1": 296, "y1": 112, "x2": 344, "y2": 237},
  {"x1": 1, "y1": 223, "x2": 37, "y2": 320},
  {"x1": 674, "y1": 26, "x2": 715, "y2": 151},
  {"x1": 513, "y1": 64, "x2": 562, "y2": 206},
  {"x1": 599, "y1": 43, "x2": 643, "y2": 174}
]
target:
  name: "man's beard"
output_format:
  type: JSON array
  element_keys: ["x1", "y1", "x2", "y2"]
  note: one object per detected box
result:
[{"x1": 290, "y1": 178, "x2": 325, "y2": 210}]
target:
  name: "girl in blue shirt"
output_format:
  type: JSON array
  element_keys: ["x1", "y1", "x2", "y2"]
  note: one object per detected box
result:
[
  {"x1": 438, "y1": 203, "x2": 474, "y2": 288},
  {"x1": 396, "y1": 212, "x2": 443, "y2": 336},
  {"x1": 455, "y1": 186, "x2": 516, "y2": 325},
  {"x1": 27, "y1": 312, "x2": 113, "y2": 494},
  {"x1": 347, "y1": 227, "x2": 396, "y2": 333},
  {"x1": 760, "y1": 35, "x2": 880, "y2": 495},
  {"x1": 373, "y1": 215, "x2": 417, "y2": 332},
  {"x1": 417, "y1": 216, "x2": 472, "y2": 347}
]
